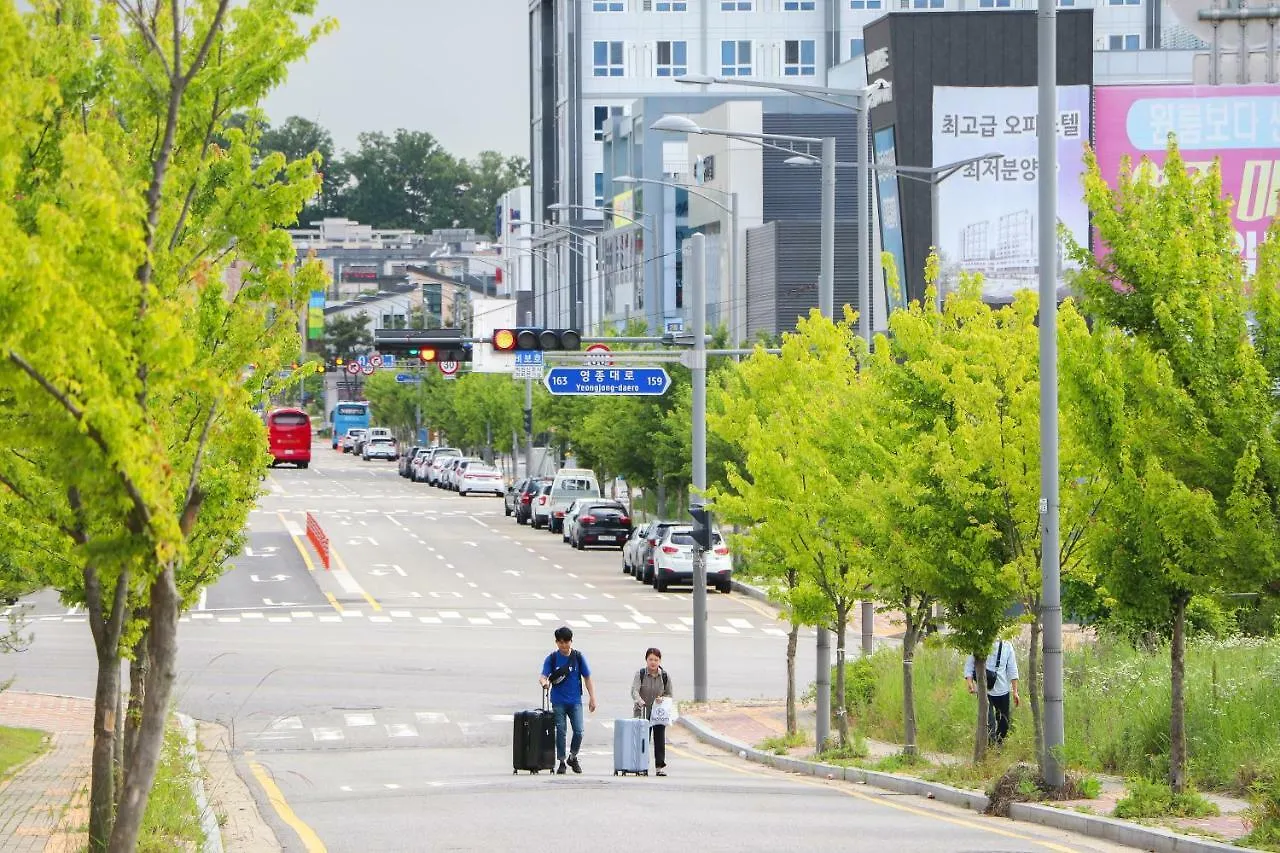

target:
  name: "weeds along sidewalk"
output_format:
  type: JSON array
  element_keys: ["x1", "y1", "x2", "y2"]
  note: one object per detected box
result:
[
  {"x1": 681, "y1": 699, "x2": 1257, "y2": 853},
  {"x1": 0, "y1": 692, "x2": 93, "y2": 853}
]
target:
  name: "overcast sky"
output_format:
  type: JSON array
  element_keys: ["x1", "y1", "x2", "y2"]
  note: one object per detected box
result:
[{"x1": 260, "y1": 0, "x2": 530, "y2": 162}]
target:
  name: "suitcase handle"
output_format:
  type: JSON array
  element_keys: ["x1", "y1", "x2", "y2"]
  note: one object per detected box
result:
[{"x1": 543, "y1": 686, "x2": 550, "y2": 712}]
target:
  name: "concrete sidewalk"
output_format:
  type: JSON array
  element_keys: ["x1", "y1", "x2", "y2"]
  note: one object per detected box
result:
[
  {"x1": 685, "y1": 698, "x2": 1255, "y2": 849},
  {"x1": 0, "y1": 692, "x2": 93, "y2": 853}
]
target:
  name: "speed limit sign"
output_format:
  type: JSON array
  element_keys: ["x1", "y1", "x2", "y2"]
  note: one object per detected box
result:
[{"x1": 439, "y1": 360, "x2": 460, "y2": 376}]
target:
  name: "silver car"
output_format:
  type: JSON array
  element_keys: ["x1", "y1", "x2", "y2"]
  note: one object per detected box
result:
[
  {"x1": 362, "y1": 438, "x2": 397, "y2": 461},
  {"x1": 650, "y1": 526, "x2": 733, "y2": 594}
]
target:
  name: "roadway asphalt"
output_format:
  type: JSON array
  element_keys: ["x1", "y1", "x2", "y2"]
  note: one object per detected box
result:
[{"x1": 3, "y1": 446, "x2": 1135, "y2": 853}]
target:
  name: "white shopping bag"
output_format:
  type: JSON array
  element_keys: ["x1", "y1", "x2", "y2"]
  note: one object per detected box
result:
[{"x1": 651, "y1": 696, "x2": 679, "y2": 726}]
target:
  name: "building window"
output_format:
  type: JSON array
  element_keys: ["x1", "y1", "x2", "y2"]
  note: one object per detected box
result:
[
  {"x1": 656, "y1": 40, "x2": 688, "y2": 76},
  {"x1": 594, "y1": 105, "x2": 625, "y2": 141},
  {"x1": 592, "y1": 1, "x2": 624, "y2": 10},
  {"x1": 721, "y1": 39, "x2": 752, "y2": 76},
  {"x1": 1058, "y1": 0, "x2": 1075, "y2": 5},
  {"x1": 850, "y1": 38, "x2": 865, "y2": 58},
  {"x1": 979, "y1": 0, "x2": 1012, "y2": 6},
  {"x1": 784, "y1": 40, "x2": 816, "y2": 76},
  {"x1": 1108, "y1": 33, "x2": 1140, "y2": 49},
  {"x1": 912, "y1": 0, "x2": 944, "y2": 7},
  {"x1": 720, "y1": 0, "x2": 752, "y2": 8},
  {"x1": 655, "y1": 0, "x2": 687, "y2": 8},
  {"x1": 1108, "y1": 0, "x2": 1140, "y2": 5},
  {"x1": 594, "y1": 173, "x2": 605, "y2": 208},
  {"x1": 593, "y1": 41, "x2": 625, "y2": 77},
  {"x1": 850, "y1": 0, "x2": 882, "y2": 7},
  {"x1": 783, "y1": 0, "x2": 816, "y2": 8}
]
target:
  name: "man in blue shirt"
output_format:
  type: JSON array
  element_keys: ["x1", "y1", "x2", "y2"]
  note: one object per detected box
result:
[
  {"x1": 538, "y1": 626, "x2": 598, "y2": 774},
  {"x1": 963, "y1": 639, "x2": 1020, "y2": 745}
]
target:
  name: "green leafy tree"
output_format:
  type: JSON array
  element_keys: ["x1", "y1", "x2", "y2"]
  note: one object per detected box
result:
[
  {"x1": 459, "y1": 150, "x2": 530, "y2": 236},
  {"x1": 0, "y1": 3, "x2": 327, "y2": 850},
  {"x1": 260, "y1": 115, "x2": 347, "y2": 221},
  {"x1": 1061, "y1": 141, "x2": 1280, "y2": 792},
  {"x1": 450, "y1": 372, "x2": 523, "y2": 457},
  {"x1": 323, "y1": 312, "x2": 374, "y2": 361},
  {"x1": 340, "y1": 129, "x2": 470, "y2": 230}
]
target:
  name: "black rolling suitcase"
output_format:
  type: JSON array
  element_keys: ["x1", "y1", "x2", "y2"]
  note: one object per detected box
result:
[{"x1": 513, "y1": 688, "x2": 556, "y2": 774}]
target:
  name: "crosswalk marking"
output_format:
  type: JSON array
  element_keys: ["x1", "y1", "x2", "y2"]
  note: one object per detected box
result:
[
  {"x1": 312, "y1": 727, "x2": 344, "y2": 742},
  {"x1": 727, "y1": 618, "x2": 754, "y2": 630},
  {"x1": 517, "y1": 618, "x2": 542, "y2": 627},
  {"x1": 344, "y1": 713, "x2": 376, "y2": 727},
  {"x1": 385, "y1": 724, "x2": 418, "y2": 738},
  {"x1": 715, "y1": 626, "x2": 739, "y2": 634},
  {"x1": 415, "y1": 712, "x2": 449, "y2": 724}
]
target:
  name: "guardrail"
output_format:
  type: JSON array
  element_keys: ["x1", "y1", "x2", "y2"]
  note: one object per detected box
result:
[{"x1": 305, "y1": 512, "x2": 330, "y2": 569}]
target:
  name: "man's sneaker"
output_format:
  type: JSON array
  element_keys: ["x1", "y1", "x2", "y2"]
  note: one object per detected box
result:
[
  {"x1": 567, "y1": 754, "x2": 582, "y2": 774},
  {"x1": 656, "y1": 766, "x2": 667, "y2": 777},
  {"x1": 556, "y1": 761, "x2": 567, "y2": 775}
]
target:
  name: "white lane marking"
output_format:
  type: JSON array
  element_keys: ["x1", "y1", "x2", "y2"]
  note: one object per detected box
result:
[
  {"x1": 331, "y1": 569, "x2": 367, "y2": 595},
  {"x1": 319, "y1": 615, "x2": 342, "y2": 623},
  {"x1": 535, "y1": 612, "x2": 558, "y2": 620},
  {"x1": 253, "y1": 733, "x2": 297, "y2": 742},
  {"x1": 550, "y1": 594, "x2": 563, "y2": 600},
  {"x1": 727, "y1": 618, "x2": 754, "y2": 630},
  {"x1": 565, "y1": 619, "x2": 589, "y2": 628},
  {"x1": 526, "y1": 548, "x2": 536, "y2": 554},
  {"x1": 384, "y1": 783, "x2": 401, "y2": 790},
  {"x1": 572, "y1": 593, "x2": 587, "y2": 600},
  {"x1": 427, "y1": 546, "x2": 436, "y2": 552},
  {"x1": 292, "y1": 611, "x2": 315, "y2": 619},
  {"x1": 518, "y1": 618, "x2": 542, "y2": 627},
  {"x1": 715, "y1": 626, "x2": 740, "y2": 634},
  {"x1": 244, "y1": 546, "x2": 255, "y2": 557},
  {"x1": 487, "y1": 715, "x2": 510, "y2": 723},
  {"x1": 439, "y1": 611, "x2": 462, "y2": 619},
  {"x1": 470, "y1": 517, "x2": 490, "y2": 529},
  {"x1": 390, "y1": 610, "x2": 412, "y2": 618},
  {"x1": 312, "y1": 727, "x2": 345, "y2": 742},
  {"x1": 584, "y1": 614, "x2": 607, "y2": 623},
  {"x1": 388, "y1": 516, "x2": 404, "y2": 527},
  {"x1": 763, "y1": 627, "x2": 787, "y2": 637},
  {"x1": 467, "y1": 582, "x2": 478, "y2": 588},
  {"x1": 446, "y1": 564, "x2": 455, "y2": 570},
  {"x1": 418, "y1": 616, "x2": 443, "y2": 624},
  {"x1": 218, "y1": 617, "x2": 240, "y2": 624},
  {"x1": 631, "y1": 614, "x2": 656, "y2": 625},
  {"x1": 341, "y1": 611, "x2": 365, "y2": 618},
  {"x1": 485, "y1": 611, "x2": 511, "y2": 620},
  {"x1": 415, "y1": 712, "x2": 450, "y2": 724},
  {"x1": 553, "y1": 564, "x2": 563, "y2": 570},
  {"x1": 385, "y1": 724, "x2": 419, "y2": 738},
  {"x1": 370, "y1": 616, "x2": 392, "y2": 623},
  {"x1": 584, "y1": 583, "x2": 596, "y2": 589},
  {"x1": 679, "y1": 616, "x2": 694, "y2": 626},
  {"x1": 268, "y1": 616, "x2": 291, "y2": 623},
  {"x1": 272, "y1": 717, "x2": 303, "y2": 731},
  {"x1": 340, "y1": 785, "x2": 353, "y2": 792},
  {"x1": 539, "y1": 556, "x2": 548, "y2": 561},
  {"x1": 566, "y1": 573, "x2": 577, "y2": 579},
  {"x1": 282, "y1": 517, "x2": 305, "y2": 537},
  {"x1": 468, "y1": 617, "x2": 492, "y2": 626},
  {"x1": 392, "y1": 564, "x2": 407, "y2": 577},
  {"x1": 617, "y1": 622, "x2": 640, "y2": 630},
  {"x1": 667, "y1": 623, "x2": 690, "y2": 631},
  {"x1": 344, "y1": 713, "x2": 377, "y2": 727},
  {"x1": 603, "y1": 593, "x2": 616, "y2": 599},
  {"x1": 242, "y1": 612, "x2": 265, "y2": 620}
]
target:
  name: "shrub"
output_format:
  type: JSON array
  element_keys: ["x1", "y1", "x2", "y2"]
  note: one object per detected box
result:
[
  {"x1": 1242, "y1": 776, "x2": 1280, "y2": 851},
  {"x1": 758, "y1": 730, "x2": 807, "y2": 755},
  {"x1": 1112, "y1": 778, "x2": 1220, "y2": 820}
]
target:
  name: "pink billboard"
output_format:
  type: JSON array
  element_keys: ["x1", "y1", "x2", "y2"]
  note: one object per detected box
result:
[{"x1": 1094, "y1": 85, "x2": 1280, "y2": 273}]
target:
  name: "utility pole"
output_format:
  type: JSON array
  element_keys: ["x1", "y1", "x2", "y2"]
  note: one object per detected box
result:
[
  {"x1": 689, "y1": 232, "x2": 709, "y2": 704},
  {"x1": 1038, "y1": 0, "x2": 1066, "y2": 788},
  {"x1": 524, "y1": 310, "x2": 535, "y2": 479}
]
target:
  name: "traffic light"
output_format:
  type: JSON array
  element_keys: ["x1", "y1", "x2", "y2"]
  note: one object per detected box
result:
[
  {"x1": 491, "y1": 328, "x2": 582, "y2": 351},
  {"x1": 689, "y1": 502, "x2": 713, "y2": 551},
  {"x1": 374, "y1": 329, "x2": 471, "y2": 362}
]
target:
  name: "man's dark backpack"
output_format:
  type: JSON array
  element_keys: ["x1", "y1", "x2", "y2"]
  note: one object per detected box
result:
[
  {"x1": 548, "y1": 650, "x2": 583, "y2": 686},
  {"x1": 985, "y1": 641, "x2": 1005, "y2": 692}
]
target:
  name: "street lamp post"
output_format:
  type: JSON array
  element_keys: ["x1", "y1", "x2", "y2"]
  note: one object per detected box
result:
[
  {"x1": 614, "y1": 176, "x2": 741, "y2": 348},
  {"x1": 549, "y1": 203, "x2": 655, "y2": 334}
]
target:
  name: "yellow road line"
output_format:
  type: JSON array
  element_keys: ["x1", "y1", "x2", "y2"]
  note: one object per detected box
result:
[
  {"x1": 248, "y1": 760, "x2": 326, "y2": 853},
  {"x1": 278, "y1": 512, "x2": 317, "y2": 573},
  {"x1": 330, "y1": 545, "x2": 382, "y2": 612},
  {"x1": 666, "y1": 744, "x2": 1080, "y2": 853},
  {"x1": 324, "y1": 592, "x2": 344, "y2": 614}
]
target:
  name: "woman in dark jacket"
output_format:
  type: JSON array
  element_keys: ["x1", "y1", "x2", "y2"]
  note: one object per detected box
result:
[{"x1": 630, "y1": 647, "x2": 674, "y2": 776}]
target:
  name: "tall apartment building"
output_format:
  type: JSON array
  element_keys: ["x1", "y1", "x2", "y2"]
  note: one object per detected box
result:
[{"x1": 529, "y1": 0, "x2": 1206, "y2": 331}]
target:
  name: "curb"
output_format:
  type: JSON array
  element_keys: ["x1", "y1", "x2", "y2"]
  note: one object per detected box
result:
[
  {"x1": 177, "y1": 713, "x2": 225, "y2": 853},
  {"x1": 677, "y1": 715, "x2": 1252, "y2": 853},
  {"x1": 730, "y1": 579, "x2": 773, "y2": 605}
]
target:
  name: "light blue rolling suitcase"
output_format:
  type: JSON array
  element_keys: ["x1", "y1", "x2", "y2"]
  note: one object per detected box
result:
[{"x1": 612, "y1": 717, "x2": 649, "y2": 776}]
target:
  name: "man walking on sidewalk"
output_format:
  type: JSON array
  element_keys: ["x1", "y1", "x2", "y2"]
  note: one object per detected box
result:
[
  {"x1": 964, "y1": 639, "x2": 1020, "y2": 745},
  {"x1": 538, "y1": 626, "x2": 597, "y2": 774}
]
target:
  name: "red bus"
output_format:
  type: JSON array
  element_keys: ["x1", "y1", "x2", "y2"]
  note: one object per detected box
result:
[{"x1": 266, "y1": 408, "x2": 312, "y2": 468}]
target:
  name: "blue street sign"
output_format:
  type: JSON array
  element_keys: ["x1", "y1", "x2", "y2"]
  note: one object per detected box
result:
[
  {"x1": 395, "y1": 373, "x2": 421, "y2": 384},
  {"x1": 514, "y1": 351, "x2": 544, "y2": 367},
  {"x1": 543, "y1": 366, "x2": 671, "y2": 396}
]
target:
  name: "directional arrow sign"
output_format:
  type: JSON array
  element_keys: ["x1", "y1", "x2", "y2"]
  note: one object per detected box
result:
[
  {"x1": 368, "y1": 569, "x2": 391, "y2": 577},
  {"x1": 262, "y1": 599, "x2": 299, "y2": 607},
  {"x1": 503, "y1": 570, "x2": 523, "y2": 577},
  {"x1": 249, "y1": 574, "x2": 290, "y2": 583},
  {"x1": 544, "y1": 366, "x2": 671, "y2": 396}
]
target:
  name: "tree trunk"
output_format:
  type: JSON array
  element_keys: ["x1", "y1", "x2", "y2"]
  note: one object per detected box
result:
[
  {"x1": 122, "y1": 624, "x2": 148, "y2": 781},
  {"x1": 902, "y1": 613, "x2": 920, "y2": 758},
  {"x1": 85, "y1": 568, "x2": 128, "y2": 853},
  {"x1": 109, "y1": 565, "x2": 181, "y2": 853},
  {"x1": 785, "y1": 621, "x2": 799, "y2": 736},
  {"x1": 834, "y1": 605, "x2": 850, "y2": 747},
  {"x1": 1169, "y1": 594, "x2": 1189, "y2": 794},
  {"x1": 1029, "y1": 611, "x2": 1044, "y2": 766},
  {"x1": 974, "y1": 648, "x2": 989, "y2": 763}
]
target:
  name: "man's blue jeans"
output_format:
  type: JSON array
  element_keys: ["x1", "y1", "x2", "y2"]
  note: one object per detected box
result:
[{"x1": 552, "y1": 702, "x2": 584, "y2": 761}]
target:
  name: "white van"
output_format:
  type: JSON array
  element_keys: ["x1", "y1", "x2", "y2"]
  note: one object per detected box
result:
[{"x1": 547, "y1": 469, "x2": 601, "y2": 533}]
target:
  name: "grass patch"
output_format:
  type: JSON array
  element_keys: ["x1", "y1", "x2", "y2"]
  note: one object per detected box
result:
[
  {"x1": 870, "y1": 751, "x2": 931, "y2": 774},
  {"x1": 758, "y1": 730, "x2": 808, "y2": 755},
  {"x1": 814, "y1": 734, "x2": 870, "y2": 765},
  {"x1": 0, "y1": 726, "x2": 47, "y2": 779},
  {"x1": 137, "y1": 723, "x2": 205, "y2": 853},
  {"x1": 1242, "y1": 777, "x2": 1280, "y2": 851},
  {"x1": 837, "y1": 637, "x2": 1280, "y2": 795},
  {"x1": 1112, "y1": 778, "x2": 1220, "y2": 820}
]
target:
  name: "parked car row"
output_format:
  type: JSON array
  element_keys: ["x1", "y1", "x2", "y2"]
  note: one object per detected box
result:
[
  {"x1": 395, "y1": 444, "x2": 505, "y2": 496},
  {"x1": 501, "y1": 469, "x2": 734, "y2": 594},
  {"x1": 340, "y1": 427, "x2": 398, "y2": 461}
]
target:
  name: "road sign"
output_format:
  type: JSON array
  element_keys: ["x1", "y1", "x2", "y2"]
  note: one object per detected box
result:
[
  {"x1": 361, "y1": 363, "x2": 375, "y2": 376},
  {"x1": 439, "y1": 360, "x2": 460, "y2": 376},
  {"x1": 543, "y1": 366, "x2": 671, "y2": 396},
  {"x1": 346, "y1": 362, "x2": 360, "y2": 376},
  {"x1": 357, "y1": 354, "x2": 368, "y2": 367},
  {"x1": 585, "y1": 343, "x2": 613, "y2": 367},
  {"x1": 395, "y1": 373, "x2": 421, "y2": 384},
  {"x1": 513, "y1": 350, "x2": 544, "y2": 380},
  {"x1": 369, "y1": 353, "x2": 384, "y2": 368}
]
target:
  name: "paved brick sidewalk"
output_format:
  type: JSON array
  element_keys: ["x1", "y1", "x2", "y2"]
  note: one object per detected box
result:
[
  {"x1": 686, "y1": 698, "x2": 1254, "y2": 845},
  {"x1": 0, "y1": 692, "x2": 93, "y2": 853}
]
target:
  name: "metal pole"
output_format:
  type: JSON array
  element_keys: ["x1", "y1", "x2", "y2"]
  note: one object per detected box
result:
[
  {"x1": 857, "y1": 100, "x2": 875, "y2": 659},
  {"x1": 730, "y1": 191, "x2": 741, "y2": 351},
  {"x1": 689, "y1": 232, "x2": 708, "y2": 704},
  {"x1": 524, "y1": 310, "x2": 535, "y2": 479},
  {"x1": 816, "y1": 624, "x2": 831, "y2": 752},
  {"x1": 931, "y1": 178, "x2": 942, "y2": 312},
  {"x1": 1038, "y1": 0, "x2": 1066, "y2": 789},
  {"x1": 819, "y1": 136, "x2": 836, "y2": 319}
]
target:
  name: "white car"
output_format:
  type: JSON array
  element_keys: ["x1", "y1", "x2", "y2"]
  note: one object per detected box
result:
[
  {"x1": 547, "y1": 469, "x2": 601, "y2": 534},
  {"x1": 341, "y1": 428, "x2": 366, "y2": 454},
  {"x1": 650, "y1": 526, "x2": 733, "y2": 594},
  {"x1": 427, "y1": 450, "x2": 462, "y2": 486},
  {"x1": 457, "y1": 463, "x2": 505, "y2": 497},
  {"x1": 362, "y1": 437, "x2": 397, "y2": 461},
  {"x1": 529, "y1": 482, "x2": 554, "y2": 529}
]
